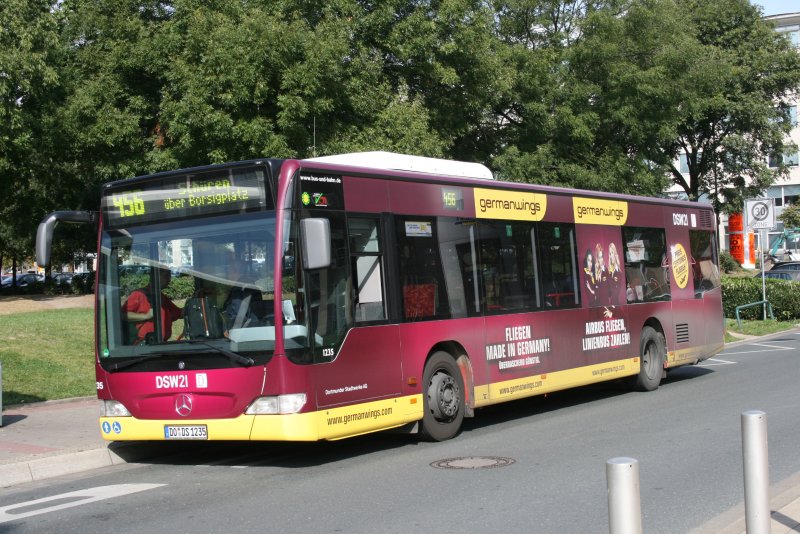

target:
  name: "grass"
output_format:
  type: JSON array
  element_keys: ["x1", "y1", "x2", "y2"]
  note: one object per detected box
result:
[
  {"x1": 725, "y1": 317, "x2": 798, "y2": 342},
  {"x1": 0, "y1": 308, "x2": 95, "y2": 405}
]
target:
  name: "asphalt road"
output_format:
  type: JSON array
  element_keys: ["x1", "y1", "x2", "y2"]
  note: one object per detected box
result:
[{"x1": 2, "y1": 334, "x2": 800, "y2": 533}]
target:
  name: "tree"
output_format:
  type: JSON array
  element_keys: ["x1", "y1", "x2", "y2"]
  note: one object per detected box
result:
[
  {"x1": 489, "y1": 0, "x2": 670, "y2": 195},
  {"x1": 0, "y1": 0, "x2": 64, "y2": 269},
  {"x1": 778, "y1": 203, "x2": 800, "y2": 230},
  {"x1": 660, "y1": 0, "x2": 800, "y2": 210}
]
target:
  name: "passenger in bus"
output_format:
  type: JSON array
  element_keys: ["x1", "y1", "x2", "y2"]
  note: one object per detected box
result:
[
  {"x1": 221, "y1": 262, "x2": 263, "y2": 330},
  {"x1": 122, "y1": 267, "x2": 183, "y2": 344}
]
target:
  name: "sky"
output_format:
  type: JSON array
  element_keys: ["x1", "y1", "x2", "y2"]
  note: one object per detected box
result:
[{"x1": 752, "y1": 0, "x2": 799, "y2": 16}]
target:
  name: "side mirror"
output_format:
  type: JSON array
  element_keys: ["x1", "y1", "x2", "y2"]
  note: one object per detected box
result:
[
  {"x1": 36, "y1": 211, "x2": 96, "y2": 268},
  {"x1": 300, "y1": 218, "x2": 331, "y2": 270}
]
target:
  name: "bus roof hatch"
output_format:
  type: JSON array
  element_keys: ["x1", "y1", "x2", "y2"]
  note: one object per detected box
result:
[{"x1": 304, "y1": 151, "x2": 494, "y2": 180}]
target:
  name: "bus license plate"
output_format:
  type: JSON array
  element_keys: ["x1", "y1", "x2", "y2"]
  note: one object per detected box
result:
[{"x1": 164, "y1": 425, "x2": 208, "y2": 440}]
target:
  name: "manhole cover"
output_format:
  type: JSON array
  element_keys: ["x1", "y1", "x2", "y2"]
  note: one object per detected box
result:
[{"x1": 430, "y1": 456, "x2": 515, "y2": 470}]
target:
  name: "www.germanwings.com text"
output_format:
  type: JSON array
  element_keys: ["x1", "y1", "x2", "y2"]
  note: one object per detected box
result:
[{"x1": 327, "y1": 407, "x2": 393, "y2": 426}]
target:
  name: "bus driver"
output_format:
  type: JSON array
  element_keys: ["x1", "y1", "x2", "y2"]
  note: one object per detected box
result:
[{"x1": 122, "y1": 267, "x2": 183, "y2": 345}]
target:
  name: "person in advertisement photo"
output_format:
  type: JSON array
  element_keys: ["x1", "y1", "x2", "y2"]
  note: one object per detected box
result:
[
  {"x1": 583, "y1": 249, "x2": 599, "y2": 307},
  {"x1": 580, "y1": 229, "x2": 626, "y2": 321}
]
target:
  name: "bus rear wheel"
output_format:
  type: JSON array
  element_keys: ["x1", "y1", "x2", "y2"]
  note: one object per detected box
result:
[
  {"x1": 630, "y1": 326, "x2": 666, "y2": 391},
  {"x1": 420, "y1": 351, "x2": 465, "y2": 441}
]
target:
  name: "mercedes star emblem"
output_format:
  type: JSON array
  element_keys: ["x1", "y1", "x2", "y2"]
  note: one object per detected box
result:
[{"x1": 175, "y1": 394, "x2": 193, "y2": 417}]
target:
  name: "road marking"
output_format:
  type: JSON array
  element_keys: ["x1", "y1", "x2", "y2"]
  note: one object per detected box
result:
[
  {"x1": 0, "y1": 484, "x2": 165, "y2": 524},
  {"x1": 750, "y1": 342, "x2": 794, "y2": 350},
  {"x1": 721, "y1": 346, "x2": 793, "y2": 356},
  {"x1": 698, "y1": 358, "x2": 737, "y2": 366}
]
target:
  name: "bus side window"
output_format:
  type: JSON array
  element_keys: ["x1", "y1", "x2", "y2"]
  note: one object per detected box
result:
[
  {"x1": 348, "y1": 217, "x2": 386, "y2": 322},
  {"x1": 396, "y1": 217, "x2": 454, "y2": 320},
  {"x1": 477, "y1": 221, "x2": 538, "y2": 313},
  {"x1": 622, "y1": 227, "x2": 671, "y2": 302},
  {"x1": 689, "y1": 230, "x2": 720, "y2": 296},
  {"x1": 538, "y1": 222, "x2": 579, "y2": 308}
]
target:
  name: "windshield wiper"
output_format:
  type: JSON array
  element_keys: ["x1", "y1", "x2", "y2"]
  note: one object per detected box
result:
[
  {"x1": 183, "y1": 339, "x2": 255, "y2": 367},
  {"x1": 108, "y1": 352, "x2": 172, "y2": 373},
  {"x1": 106, "y1": 342, "x2": 254, "y2": 372}
]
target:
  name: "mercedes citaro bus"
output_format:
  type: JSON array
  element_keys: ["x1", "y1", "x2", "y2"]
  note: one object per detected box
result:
[{"x1": 36, "y1": 152, "x2": 723, "y2": 442}]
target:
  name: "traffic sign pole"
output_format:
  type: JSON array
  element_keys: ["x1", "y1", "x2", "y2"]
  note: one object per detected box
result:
[{"x1": 745, "y1": 199, "x2": 776, "y2": 321}]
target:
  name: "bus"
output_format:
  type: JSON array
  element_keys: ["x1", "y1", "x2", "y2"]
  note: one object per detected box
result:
[{"x1": 36, "y1": 152, "x2": 724, "y2": 442}]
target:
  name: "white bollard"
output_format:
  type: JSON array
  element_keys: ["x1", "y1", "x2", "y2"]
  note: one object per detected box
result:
[
  {"x1": 742, "y1": 410, "x2": 770, "y2": 533},
  {"x1": 606, "y1": 457, "x2": 642, "y2": 534}
]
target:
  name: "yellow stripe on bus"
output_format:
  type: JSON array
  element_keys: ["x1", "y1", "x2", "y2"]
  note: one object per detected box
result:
[
  {"x1": 474, "y1": 358, "x2": 640, "y2": 407},
  {"x1": 100, "y1": 395, "x2": 425, "y2": 442},
  {"x1": 99, "y1": 415, "x2": 256, "y2": 441},
  {"x1": 666, "y1": 341, "x2": 724, "y2": 367}
]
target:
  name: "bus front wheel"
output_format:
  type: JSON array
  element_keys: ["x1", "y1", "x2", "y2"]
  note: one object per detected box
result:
[
  {"x1": 420, "y1": 351, "x2": 465, "y2": 441},
  {"x1": 631, "y1": 326, "x2": 666, "y2": 391}
]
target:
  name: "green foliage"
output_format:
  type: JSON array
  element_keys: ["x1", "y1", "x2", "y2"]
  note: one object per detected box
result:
[
  {"x1": 118, "y1": 273, "x2": 196, "y2": 299},
  {"x1": 719, "y1": 250, "x2": 742, "y2": 273},
  {"x1": 3, "y1": 0, "x2": 800, "y2": 266},
  {"x1": 165, "y1": 275, "x2": 196, "y2": 300},
  {"x1": 722, "y1": 275, "x2": 800, "y2": 321},
  {"x1": 778, "y1": 203, "x2": 800, "y2": 230}
]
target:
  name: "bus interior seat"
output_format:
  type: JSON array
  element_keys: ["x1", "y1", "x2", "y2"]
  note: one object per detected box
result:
[{"x1": 403, "y1": 283, "x2": 436, "y2": 319}]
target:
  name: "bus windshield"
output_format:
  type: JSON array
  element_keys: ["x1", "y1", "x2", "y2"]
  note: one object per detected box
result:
[{"x1": 98, "y1": 211, "x2": 289, "y2": 366}]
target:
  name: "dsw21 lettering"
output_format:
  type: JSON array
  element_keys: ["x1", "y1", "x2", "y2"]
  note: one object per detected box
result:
[{"x1": 155, "y1": 375, "x2": 189, "y2": 389}]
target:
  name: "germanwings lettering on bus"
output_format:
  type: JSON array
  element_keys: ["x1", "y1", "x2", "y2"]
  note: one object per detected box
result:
[
  {"x1": 474, "y1": 188, "x2": 547, "y2": 221},
  {"x1": 573, "y1": 197, "x2": 628, "y2": 225}
]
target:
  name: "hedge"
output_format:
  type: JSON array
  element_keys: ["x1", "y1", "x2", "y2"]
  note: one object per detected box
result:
[{"x1": 722, "y1": 275, "x2": 800, "y2": 321}]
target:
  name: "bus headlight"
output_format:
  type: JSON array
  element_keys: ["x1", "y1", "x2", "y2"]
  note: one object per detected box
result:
[
  {"x1": 246, "y1": 394, "x2": 307, "y2": 415},
  {"x1": 100, "y1": 400, "x2": 131, "y2": 417}
]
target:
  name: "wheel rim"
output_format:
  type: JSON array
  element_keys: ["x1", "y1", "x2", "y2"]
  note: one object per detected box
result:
[
  {"x1": 428, "y1": 371, "x2": 460, "y2": 422},
  {"x1": 643, "y1": 340, "x2": 659, "y2": 379}
]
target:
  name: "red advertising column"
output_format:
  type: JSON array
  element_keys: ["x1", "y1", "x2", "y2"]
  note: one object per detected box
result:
[
  {"x1": 729, "y1": 213, "x2": 745, "y2": 265},
  {"x1": 748, "y1": 232, "x2": 756, "y2": 268}
]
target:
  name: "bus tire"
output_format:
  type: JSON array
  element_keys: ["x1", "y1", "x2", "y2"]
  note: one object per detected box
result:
[
  {"x1": 420, "y1": 351, "x2": 465, "y2": 442},
  {"x1": 631, "y1": 326, "x2": 666, "y2": 391}
]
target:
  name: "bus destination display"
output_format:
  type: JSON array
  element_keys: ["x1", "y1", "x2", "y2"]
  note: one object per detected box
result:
[{"x1": 103, "y1": 166, "x2": 270, "y2": 228}]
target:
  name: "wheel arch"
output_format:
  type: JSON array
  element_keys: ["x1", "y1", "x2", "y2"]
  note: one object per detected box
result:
[{"x1": 642, "y1": 317, "x2": 666, "y2": 347}]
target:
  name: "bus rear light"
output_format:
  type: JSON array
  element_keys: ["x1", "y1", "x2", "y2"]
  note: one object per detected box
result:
[
  {"x1": 246, "y1": 394, "x2": 307, "y2": 415},
  {"x1": 100, "y1": 400, "x2": 131, "y2": 417}
]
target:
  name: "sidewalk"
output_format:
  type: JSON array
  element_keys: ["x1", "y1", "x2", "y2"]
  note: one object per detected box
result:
[{"x1": 0, "y1": 397, "x2": 159, "y2": 487}]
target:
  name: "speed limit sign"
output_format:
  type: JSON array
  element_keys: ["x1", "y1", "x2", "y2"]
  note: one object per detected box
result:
[{"x1": 745, "y1": 198, "x2": 775, "y2": 230}]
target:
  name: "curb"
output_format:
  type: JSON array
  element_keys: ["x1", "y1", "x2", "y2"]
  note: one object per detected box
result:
[
  {"x1": 723, "y1": 325, "x2": 800, "y2": 347},
  {"x1": 689, "y1": 470, "x2": 800, "y2": 533},
  {"x1": 0, "y1": 441, "x2": 176, "y2": 487},
  {"x1": 0, "y1": 448, "x2": 122, "y2": 487}
]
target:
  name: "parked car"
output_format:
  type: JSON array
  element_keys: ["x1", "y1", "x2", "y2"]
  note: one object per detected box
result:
[
  {"x1": 768, "y1": 261, "x2": 800, "y2": 271},
  {"x1": 754, "y1": 270, "x2": 800, "y2": 281},
  {"x1": 1, "y1": 273, "x2": 45, "y2": 287}
]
